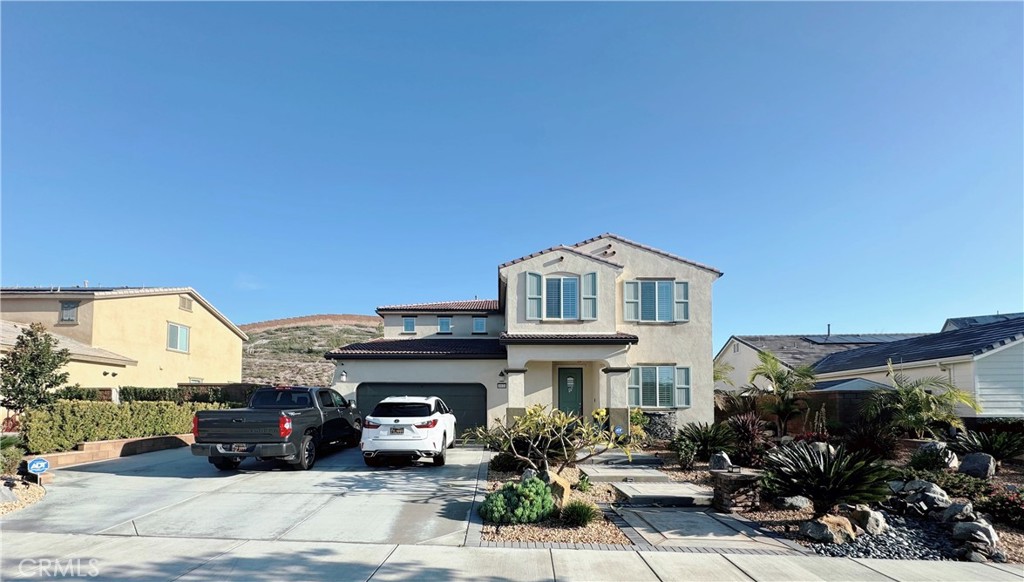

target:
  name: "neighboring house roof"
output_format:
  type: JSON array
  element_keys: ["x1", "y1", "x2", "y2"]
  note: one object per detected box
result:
[
  {"x1": 572, "y1": 233, "x2": 723, "y2": 276},
  {"x1": 813, "y1": 318, "x2": 1024, "y2": 374},
  {"x1": 0, "y1": 286, "x2": 248, "y2": 341},
  {"x1": 498, "y1": 244, "x2": 624, "y2": 270},
  {"x1": 0, "y1": 320, "x2": 137, "y2": 366},
  {"x1": 376, "y1": 300, "x2": 500, "y2": 314},
  {"x1": 325, "y1": 338, "x2": 507, "y2": 360},
  {"x1": 723, "y1": 334, "x2": 924, "y2": 369},
  {"x1": 941, "y1": 312, "x2": 1024, "y2": 332},
  {"x1": 812, "y1": 378, "x2": 891, "y2": 393},
  {"x1": 499, "y1": 332, "x2": 639, "y2": 345}
]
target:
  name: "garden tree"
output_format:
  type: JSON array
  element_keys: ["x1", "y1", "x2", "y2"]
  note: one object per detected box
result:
[
  {"x1": 713, "y1": 360, "x2": 735, "y2": 386},
  {"x1": 0, "y1": 323, "x2": 77, "y2": 413},
  {"x1": 862, "y1": 360, "x2": 980, "y2": 439},
  {"x1": 465, "y1": 405, "x2": 631, "y2": 474},
  {"x1": 746, "y1": 351, "x2": 816, "y2": 436}
]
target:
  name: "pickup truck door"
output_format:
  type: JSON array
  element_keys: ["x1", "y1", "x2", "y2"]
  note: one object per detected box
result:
[
  {"x1": 317, "y1": 390, "x2": 343, "y2": 442},
  {"x1": 330, "y1": 390, "x2": 359, "y2": 431}
]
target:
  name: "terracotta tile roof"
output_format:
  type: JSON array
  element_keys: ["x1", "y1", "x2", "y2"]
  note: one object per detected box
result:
[
  {"x1": 0, "y1": 320, "x2": 137, "y2": 366},
  {"x1": 499, "y1": 332, "x2": 639, "y2": 345},
  {"x1": 376, "y1": 300, "x2": 500, "y2": 314},
  {"x1": 325, "y1": 337, "x2": 506, "y2": 360},
  {"x1": 498, "y1": 245, "x2": 624, "y2": 270},
  {"x1": 572, "y1": 233, "x2": 723, "y2": 276}
]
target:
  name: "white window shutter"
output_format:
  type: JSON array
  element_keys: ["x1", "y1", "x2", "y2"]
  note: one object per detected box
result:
[
  {"x1": 624, "y1": 281, "x2": 639, "y2": 321},
  {"x1": 526, "y1": 272, "x2": 542, "y2": 320},
  {"x1": 674, "y1": 281, "x2": 689, "y2": 322},
  {"x1": 582, "y1": 272, "x2": 598, "y2": 320},
  {"x1": 675, "y1": 367, "x2": 691, "y2": 407}
]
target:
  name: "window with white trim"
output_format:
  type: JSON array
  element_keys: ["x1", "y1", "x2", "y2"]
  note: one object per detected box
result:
[
  {"x1": 628, "y1": 366, "x2": 691, "y2": 408},
  {"x1": 402, "y1": 317, "x2": 416, "y2": 333},
  {"x1": 167, "y1": 322, "x2": 190, "y2": 353},
  {"x1": 526, "y1": 272, "x2": 596, "y2": 320},
  {"x1": 437, "y1": 317, "x2": 452, "y2": 334},
  {"x1": 624, "y1": 280, "x2": 689, "y2": 322},
  {"x1": 472, "y1": 317, "x2": 487, "y2": 334},
  {"x1": 59, "y1": 301, "x2": 79, "y2": 323}
]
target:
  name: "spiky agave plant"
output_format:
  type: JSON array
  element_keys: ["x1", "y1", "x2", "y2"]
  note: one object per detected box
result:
[
  {"x1": 952, "y1": 430, "x2": 1024, "y2": 466},
  {"x1": 675, "y1": 422, "x2": 736, "y2": 461},
  {"x1": 763, "y1": 442, "x2": 897, "y2": 517}
]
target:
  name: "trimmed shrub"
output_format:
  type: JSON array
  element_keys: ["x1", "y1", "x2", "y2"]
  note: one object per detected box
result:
[
  {"x1": 53, "y1": 386, "x2": 107, "y2": 401},
  {"x1": 763, "y1": 441, "x2": 897, "y2": 517},
  {"x1": 489, "y1": 452, "x2": 529, "y2": 474},
  {"x1": 843, "y1": 423, "x2": 899, "y2": 460},
  {"x1": 908, "y1": 447, "x2": 951, "y2": 472},
  {"x1": 1, "y1": 436, "x2": 24, "y2": 476},
  {"x1": 478, "y1": 477, "x2": 555, "y2": 525},
  {"x1": 119, "y1": 386, "x2": 226, "y2": 404},
  {"x1": 952, "y1": 430, "x2": 1024, "y2": 463},
  {"x1": 676, "y1": 422, "x2": 736, "y2": 461},
  {"x1": 672, "y1": 436, "x2": 697, "y2": 470},
  {"x1": 561, "y1": 499, "x2": 600, "y2": 527},
  {"x1": 977, "y1": 417, "x2": 1024, "y2": 435},
  {"x1": 976, "y1": 490, "x2": 1024, "y2": 528},
  {"x1": 893, "y1": 468, "x2": 995, "y2": 499},
  {"x1": 21, "y1": 400, "x2": 228, "y2": 454}
]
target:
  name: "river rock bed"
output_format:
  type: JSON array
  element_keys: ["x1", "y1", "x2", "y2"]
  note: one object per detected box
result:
[{"x1": 809, "y1": 511, "x2": 956, "y2": 560}]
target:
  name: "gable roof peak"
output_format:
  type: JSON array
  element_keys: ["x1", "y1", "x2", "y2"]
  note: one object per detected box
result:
[
  {"x1": 498, "y1": 244, "x2": 624, "y2": 270},
  {"x1": 572, "y1": 233, "x2": 723, "y2": 276}
]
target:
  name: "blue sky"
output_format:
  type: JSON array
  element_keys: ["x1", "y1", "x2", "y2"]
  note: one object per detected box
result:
[{"x1": 2, "y1": 2, "x2": 1021, "y2": 351}]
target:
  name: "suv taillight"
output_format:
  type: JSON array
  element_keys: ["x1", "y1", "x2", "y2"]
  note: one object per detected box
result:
[
  {"x1": 279, "y1": 414, "x2": 293, "y2": 438},
  {"x1": 192, "y1": 415, "x2": 199, "y2": 437},
  {"x1": 415, "y1": 419, "x2": 438, "y2": 429},
  {"x1": 364, "y1": 419, "x2": 381, "y2": 429}
]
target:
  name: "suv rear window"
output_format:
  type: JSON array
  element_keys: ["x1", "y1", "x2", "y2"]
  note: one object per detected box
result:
[
  {"x1": 250, "y1": 389, "x2": 313, "y2": 409},
  {"x1": 371, "y1": 402, "x2": 432, "y2": 417}
]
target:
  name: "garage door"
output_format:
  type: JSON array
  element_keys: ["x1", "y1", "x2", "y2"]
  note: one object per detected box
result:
[{"x1": 356, "y1": 383, "x2": 489, "y2": 432}]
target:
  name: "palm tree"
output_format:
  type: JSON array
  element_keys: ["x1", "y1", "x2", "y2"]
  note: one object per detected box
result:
[
  {"x1": 747, "y1": 351, "x2": 816, "y2": 436},
  {"x1": 862, "y1": 360, "x2": 980, "y2": 439},
  {"x1": 714, "y1": 361, "x2": 735, "y2": 387}
]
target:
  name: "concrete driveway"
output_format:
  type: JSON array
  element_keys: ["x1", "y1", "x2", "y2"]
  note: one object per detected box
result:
[{"x1": 2, "y1": 444, "x2": 486, "y2": 546}]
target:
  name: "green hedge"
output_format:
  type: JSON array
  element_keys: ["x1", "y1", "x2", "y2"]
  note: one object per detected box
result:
[{"x1": 21, "y1": 400, "x2": 229, "y2": 454}]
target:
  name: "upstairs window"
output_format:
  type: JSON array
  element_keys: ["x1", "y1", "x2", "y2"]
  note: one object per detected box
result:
[
  {"x1": 624, "y1": 280, "x2": 689, "y2": 322},
  {"x1": 526, "y1": 272, "x2": 596, "y2": 320},
  {"x1": 472, "y1": 317, "x2": 487, "y2": 334},
  {"x1": 438, "y1": 317, "x2": 452, "y2": 334},
  {"x1": 628, "y1": 366, "x2": 690, "y2": 408},
  {"x1": 59, "y1": 301, "x2": 80, "y2": 323},
  {"x1": 167, "y1": 322, "x2": 190, "y2": 353},
  {"x1": 402, "y1": 317, "x2": 416, "y2": 333}
]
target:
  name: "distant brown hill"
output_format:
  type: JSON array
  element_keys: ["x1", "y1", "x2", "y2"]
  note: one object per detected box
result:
[{"x1": 240, "y1": 314, "x2": 382, "y2": 387}]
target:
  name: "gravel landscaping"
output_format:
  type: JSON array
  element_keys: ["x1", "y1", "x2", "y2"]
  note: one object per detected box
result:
[
  {"x1": 0, "y1": 478, "x2": 46, "y2": 516},
  {"x1": 483, "y1": 466, "x2": 631, "y2": 545}
]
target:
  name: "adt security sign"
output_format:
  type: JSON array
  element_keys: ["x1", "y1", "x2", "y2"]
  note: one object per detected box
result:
[
  {"x1": 613, "y1": 425, "x2": 624, "y2": 436},
  {"x1": 27, "y1": 458, "x2": 49, "y2": 475}
]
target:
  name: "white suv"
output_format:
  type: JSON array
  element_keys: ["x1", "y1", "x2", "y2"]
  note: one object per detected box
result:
[{"x1": 360, "y1": 396, "x2": 457, "y2": 467}]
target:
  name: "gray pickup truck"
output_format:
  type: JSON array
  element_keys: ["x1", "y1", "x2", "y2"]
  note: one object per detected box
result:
[{"x1": 191, "y1": 385, "x2": 362, "y2": 471}]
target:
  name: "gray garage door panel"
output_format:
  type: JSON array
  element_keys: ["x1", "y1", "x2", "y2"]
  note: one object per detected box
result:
[{"x1": 356, "y1": 383, "x2": 488, "y2": 432}]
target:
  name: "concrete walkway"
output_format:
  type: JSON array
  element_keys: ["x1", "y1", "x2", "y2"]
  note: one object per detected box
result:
[
  {"x1": 615, "y1": 506, "x2": 800, "y2": 553},
  {"x1": 2, "y1": 533, "x2": 1021, "y2": 581},
  {"x1": 612, "y1": 482, "x2": 713, "y2": 506}
]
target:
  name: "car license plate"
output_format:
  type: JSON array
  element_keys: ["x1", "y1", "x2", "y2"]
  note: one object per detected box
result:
[
  {"x1": 390, "y1": 427, "x2": 404, "y2": 435},
  {"x1": 231, "y1": 444, "x2": 248, "y2": 452}
]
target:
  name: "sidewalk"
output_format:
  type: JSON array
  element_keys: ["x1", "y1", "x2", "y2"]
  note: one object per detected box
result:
[{"x1": 2, "y1": 532, "x2": 1021, "y2": 581}]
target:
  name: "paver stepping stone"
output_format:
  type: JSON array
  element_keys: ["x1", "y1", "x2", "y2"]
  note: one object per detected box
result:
[
  {"x1": 612, "y1": 482, "x2": 712, "y2": 506},
  {"x1": 579, "y1": 465, "x2": 670, "y2": 483}
]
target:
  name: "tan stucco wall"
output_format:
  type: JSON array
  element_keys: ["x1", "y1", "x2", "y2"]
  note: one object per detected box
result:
[
  {"x1": 65, "y1": 360, "x2": 127, "y2": 388},
  {"x1": 714, "y1": 340, "x2": 775, "y2": 392},
  {"x1": 1, "y1": 297, "x2": 96, "y2": 344},
  {"x1": 329, "y1": 359, "x2": 507, "y2": 422},
  {"x1": 382, "y1": 313, "x2": 505, "y2": 338},
  {"x1": 90, "y1": 294, "x2": 242, "y2": 386}
]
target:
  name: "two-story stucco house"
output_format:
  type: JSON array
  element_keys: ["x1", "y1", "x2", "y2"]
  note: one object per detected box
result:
[
  {"x1": 0, "y1": 286, "x2": 247, "y2": 388},
  {"x1": 327, "y1": 234, "x2": 721, "y2": 433}
]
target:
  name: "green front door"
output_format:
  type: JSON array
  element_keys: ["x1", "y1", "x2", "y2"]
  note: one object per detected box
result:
[{"x1": 557, "y1": 368, "x2": 583, "y2": 416}]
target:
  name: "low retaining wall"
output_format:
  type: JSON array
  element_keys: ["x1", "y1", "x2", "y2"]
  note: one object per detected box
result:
[{"x1": 23, "y1": 434, "x2": 195, "y2": 470}]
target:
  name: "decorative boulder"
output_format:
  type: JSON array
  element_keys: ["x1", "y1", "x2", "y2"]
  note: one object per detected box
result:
[
  {"x1": 903, "y1": 480, "x2": 933, "y2": 493},
  {"x1": 800, "y1": 515, "x2": 856, "y2": 544},
  {"x1": 545, "y1": 470, "x2": 573, "y2": 509},
  {"x1": 849, "y1": 509, "x2": 888, "y2": 535},
  {"x1": 959, "y1": 453, "x2": 996, "y2": 479},
  {"x1": 521, "y1": 468, "x2": 538, "y2": 482},
  {"x1": 918, "y1": 440, "x2": 947, "y2": 454},
  {"x1": 0, "y1": 485, "x2": 17, "y2": 504},
  {"x1": 942, "y1": 502, "x2": 976, "y2": 523},
  {"x1": 888, "y1": 480, "x2": 906, "y2": 495},
  {"x1": 709, "y1": 452, "x2": 733, "y2": 471},
  {"x1": 773, "y1": 496, "x2": 812, "y2": 511},
  {"x1": 952, "y1": 520, "x2": 999, "y2": 547},
  {"x1": 906, "y1": 482, "x2": 951, "y2": 510},
  {"x1": 807, "y1": 442, "x2": 836, "y2": 456}
]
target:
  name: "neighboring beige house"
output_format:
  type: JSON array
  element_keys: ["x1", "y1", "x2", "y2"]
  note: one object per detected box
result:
[
  {"x1": 714, "y1": 333, "x2": 923, "y2": 391},
  {"x1": 327, "y1": 234, "x2": 722, "y2": 432},
  {"x1": 0, "y1": 287, "x2": 247, "y2": 387},
  {"x1": 811, "y1": 318, "x2": 1024, "y2": 419}
]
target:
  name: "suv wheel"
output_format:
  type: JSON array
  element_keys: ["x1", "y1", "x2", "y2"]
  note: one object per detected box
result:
[{"x1": 433, "y1": 436, "x2": 447, "y2": 467}]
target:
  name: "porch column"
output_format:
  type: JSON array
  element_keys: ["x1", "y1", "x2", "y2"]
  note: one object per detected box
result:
[
  {"x1": 602, "y1": 366, "x2": 631, "y2": 436},
  {"x1": 504, "y1": 368, "x2": 528, "y2": 425}
]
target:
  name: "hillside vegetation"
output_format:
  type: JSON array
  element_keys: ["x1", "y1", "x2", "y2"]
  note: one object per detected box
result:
[{"x1": 240, "y1": 314, "x2": 382, "y2": 387}]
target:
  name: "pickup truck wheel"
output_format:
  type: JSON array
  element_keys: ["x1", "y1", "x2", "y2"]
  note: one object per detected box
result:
[
  {"x1": 292, "y1": 435, "x2": 316, "y2": 470},
  {"x1": 347, "y1": 420, "x2": 362, "y2": 447},
  {"x1": 433, "y1": 438, "x2": 447, "y2": 467},
  {"x1": 213, "y1": 458, "x2": 241, "y2": 471}
]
